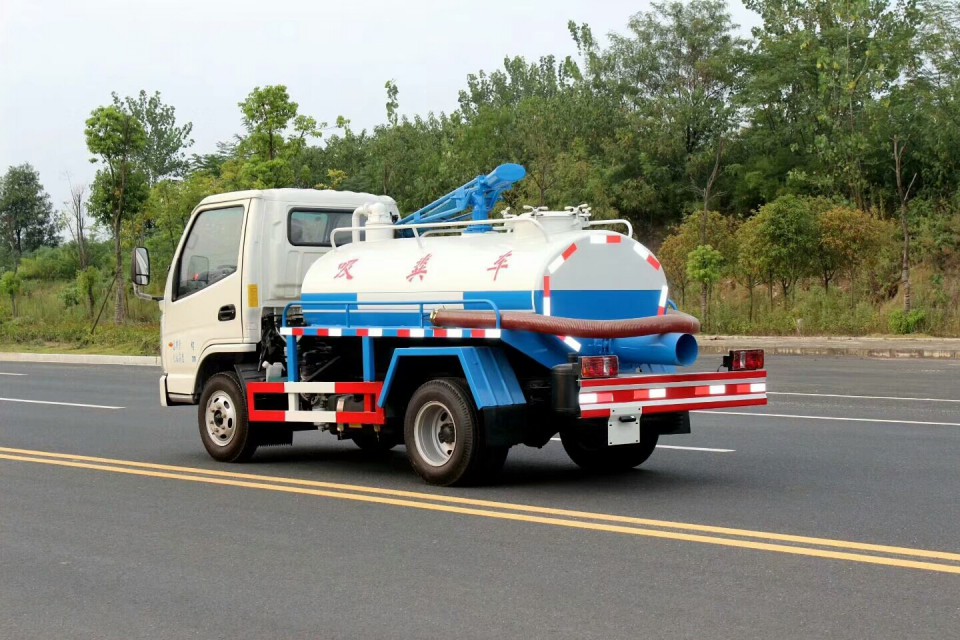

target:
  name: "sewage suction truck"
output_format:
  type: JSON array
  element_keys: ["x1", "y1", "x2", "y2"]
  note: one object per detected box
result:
[{"x1": 133, "y1": 164, "x2": 767, "y2": 485}]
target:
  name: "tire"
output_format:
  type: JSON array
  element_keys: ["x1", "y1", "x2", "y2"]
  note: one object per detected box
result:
[
  {"x1": 560, "y1": 420, "x2": 658, "y2": 472},
  {"x1": 198, "y1": 372, "x2": 260, "y2": 463},
  {"x1": 404, "y1": 378, "x2": 493, "y2": 486}
]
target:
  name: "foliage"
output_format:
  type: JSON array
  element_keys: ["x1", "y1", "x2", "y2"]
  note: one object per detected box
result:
[
  {"x1": 889, "y1": 308, "x2": 928, "y2": 334},
  {"x1": 749, "y1": 195, "x2": 819, "y2": 298},
  {"x1": 113, "y1": 90, "x2": 194, "y2": 185},
  {"x1": 0, "y1": 270, "x2": 23, "y2": 316},
  {"x1": 815, "y1": 204, "x2": 886, "y2": 291},
  {"x1": 0, "y1": 163, "x2": 58, "y2": 269},
  {"x1": 85, "y1": 104, "x2": 150, "y2": 324}
]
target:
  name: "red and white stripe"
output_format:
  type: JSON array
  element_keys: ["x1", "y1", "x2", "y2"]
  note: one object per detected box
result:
[
  {"x1": 547, "y1": 243, "x2": 579, "y2": 274},
  {"x1": 579, "y1": 370, "x2": 767, "y2": 419},
  {"x1": 658, "y1": 284, "x2": 669, "y2": 316},
  {"x1": 246, "y1": 381, "x2": 385, "y2": 425},
  {"x1": 589, "y1": 234, "x2": 623, "y2": 244},
  {"x1": 542, "y1": 275, "x2": 552, "y2": 316},
  {"x1": 632, "y1": 243, "x2": 662, "y2": 271},
  {"x1": 280, "y1": 326, "x2": 502, "y2": 339}
]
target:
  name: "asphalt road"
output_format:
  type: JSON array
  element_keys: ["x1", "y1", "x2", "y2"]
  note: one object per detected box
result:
[{"x1": 1, "y1": 356, "x2": 959, "y2": 639}]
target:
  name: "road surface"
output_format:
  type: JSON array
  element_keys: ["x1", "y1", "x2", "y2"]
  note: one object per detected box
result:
[{"x1": 1, "y1": 356, "x2": 959, "y2": 639}]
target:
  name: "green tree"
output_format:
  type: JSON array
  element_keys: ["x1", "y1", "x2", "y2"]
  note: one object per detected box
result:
[
  {"x1": 751, "y1": 195, "x2": 818, "y2": 301},
  {"x1": 76, "y1": 266, "x2": 100, "y2": 319},
  {"x1": 0, "y1": 270, "x2": 23, "y2": 317},
  {"x1": 114, "y1": 90, "x2": 194, "y2": 186},
  {"x1": 232, "y1": 85, "x2": 324, "y2": 188},
  {"x1": 85, "y1": 104, "x2": 149, "y2": 324},
  {"x1": 735, "y1": 215, "x2": 768, "y2": 322},
  {"x1": 0, "y1": 163, "x2": 58, "y2": 270},
  {"x1": 686, "y1": 244, "x2": 725, "y2": 328},
  {"x1": 600, "y1": 1, "x2": 748, "y2": 229},
  {"x1": 816, "y1": 204, "x2": 885, "y2": 292},
  {"x1": 742, "y1": 0, "x2": 923, "y2": 208}
]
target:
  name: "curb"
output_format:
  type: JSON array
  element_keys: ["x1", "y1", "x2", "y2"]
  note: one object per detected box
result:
[
  {"x1": 698, "y1": 345, "x2": 960, "y2": 359},
  {"x1": 0, "y1": 352, "x2": 160, "y2": 367}
]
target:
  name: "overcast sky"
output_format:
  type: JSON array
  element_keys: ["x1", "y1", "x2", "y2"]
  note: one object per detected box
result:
[{"x1": 0, "y1": 0, "x2": 758, "y2": 210}]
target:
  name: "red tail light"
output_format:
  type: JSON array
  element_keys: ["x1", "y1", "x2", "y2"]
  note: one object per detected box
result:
[
  {"x1": 724, "y1": 349, "x2": 765, "y2": 371},
  {"x1": 580, "y1": 355, "x2": 619, "y2": 379}
]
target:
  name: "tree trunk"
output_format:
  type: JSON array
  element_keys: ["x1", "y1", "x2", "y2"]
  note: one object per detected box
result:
[
  {"x1": 113, "y1": 219, "x2": 126, "y2": 324},
  {"x1": 893, "y1": 136, "x2": 916, "y2": 313},
  {"x1": 87, "y1": 287, "x2": 96, "y2": 319},
  {"x1": 901, "y1": 211, "x2": 911, "y2": 312},
  {"x1": 700, "y1": 283, "x2": 708, "y2": 329},
  {"x1": 748, "y1": 285, "x2": 754, "y2": 323}
]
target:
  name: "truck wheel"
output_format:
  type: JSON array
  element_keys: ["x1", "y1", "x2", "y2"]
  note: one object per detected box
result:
[
  {"x1": 198, "y1": 372, "x2": 259, "y2": 463},
  {"x1": 559, "y1": 421, "x2": 658, "y2": 472},
  {"x1": 404, "y1": 378, "x2": 486, "y2": 486}
]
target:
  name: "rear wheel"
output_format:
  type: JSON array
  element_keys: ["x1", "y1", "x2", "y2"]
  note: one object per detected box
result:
[
  {"x1": 560, "y1": 420, "x2": 658, "y2": 472},
  {"x1": 198, "y1": 372, "x2": 259, "y2": 462},
  {"x1": 404, "y1": 378, "x2": 503, "y2": 486}
]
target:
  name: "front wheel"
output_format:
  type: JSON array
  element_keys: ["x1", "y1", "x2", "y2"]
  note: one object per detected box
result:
[
  {"x1": 404, "y1": 378, "x2": 503, "y2": 486},
  {"x1": 198, "y1": 372, "x2": 259, "y2": 462},
  {"x1": 560, "y1": 420, "x2": 658, "y2": 472}
]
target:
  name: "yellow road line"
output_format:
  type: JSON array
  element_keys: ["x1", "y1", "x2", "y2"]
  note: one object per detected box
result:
[
  {"x1": 2, "y1": 451, "x2": 960, "y2": 575},
  {"x1": 1, "y1": 445, "x2": 958, "y2": 564}
]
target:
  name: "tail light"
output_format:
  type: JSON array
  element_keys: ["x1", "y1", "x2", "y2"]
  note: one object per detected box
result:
[
  {"x1": 579, "y1": 355, "x2": 619, "y2": 379},
  {"x1": 723, "y1": 349, "x2": 765, "y2": 371}
]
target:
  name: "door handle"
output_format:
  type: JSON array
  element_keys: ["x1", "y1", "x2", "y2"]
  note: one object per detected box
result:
[{"x1": 218, "y1": 305, "x2": 236, "y2": 321}]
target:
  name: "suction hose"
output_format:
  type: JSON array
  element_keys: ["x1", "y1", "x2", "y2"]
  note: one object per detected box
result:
[{"x1": 429, "y1": 308, "x2": 700, "y2": 339}]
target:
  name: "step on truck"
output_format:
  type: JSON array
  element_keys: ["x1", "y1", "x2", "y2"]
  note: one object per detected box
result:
[{"x1": 133, "y1": 164, "x2": 767, "y2": 486}]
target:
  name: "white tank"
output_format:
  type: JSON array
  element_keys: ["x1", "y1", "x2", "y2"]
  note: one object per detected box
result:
[{"x1": 301, "y1": 213, "x2": 668, "y2": 321}]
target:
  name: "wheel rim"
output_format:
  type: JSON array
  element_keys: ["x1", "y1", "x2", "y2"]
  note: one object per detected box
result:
[
  {"x1": 205, "y1": 391, "x2": 238, "y2": 447},
  {"x1": 413, "y1": 401, "x2": 457, "y2": 467}
]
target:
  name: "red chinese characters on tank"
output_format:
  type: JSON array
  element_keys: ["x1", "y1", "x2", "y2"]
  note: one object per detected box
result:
[
  {"x1": 334, "y1": 258, "x2": 358, "y2": 280},
  {"x1": 407, "y1": 254, "x2": 433, "y2": 282},
  {"x1": 487, "y1": 251, "x2": 512, "y2": 281}
]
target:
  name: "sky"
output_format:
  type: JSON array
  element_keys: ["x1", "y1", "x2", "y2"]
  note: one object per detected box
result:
[{"x1": 0, "y1": 0, "x2": 759, "y2": 211}]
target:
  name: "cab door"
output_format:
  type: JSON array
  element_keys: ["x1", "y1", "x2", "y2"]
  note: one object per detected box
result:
[{"x1": 162, "y1": 201, "x2": 248, "y2": 396}]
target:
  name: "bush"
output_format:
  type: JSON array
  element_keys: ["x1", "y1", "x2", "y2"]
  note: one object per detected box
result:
[{"x1": 888, "y1": 309, "x2": 927, "y2": 334}]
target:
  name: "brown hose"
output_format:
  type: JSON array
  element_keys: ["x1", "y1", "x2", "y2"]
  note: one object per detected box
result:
[{"x1": 430, "y1": 309, "x2": 700, "y2": 339}]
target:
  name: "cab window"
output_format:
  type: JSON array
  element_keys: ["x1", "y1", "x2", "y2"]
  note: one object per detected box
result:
[
  {"x1": 175, "y1": 205, "x2": 244, "y2": 300},
  {"x1": 288, "y1": 209, "x2": 356, "y2": 246}
]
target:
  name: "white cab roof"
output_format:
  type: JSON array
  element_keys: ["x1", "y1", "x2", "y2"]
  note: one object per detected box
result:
[{"x1": 198, "y1": 188, "x2": 395, "y2": 208}]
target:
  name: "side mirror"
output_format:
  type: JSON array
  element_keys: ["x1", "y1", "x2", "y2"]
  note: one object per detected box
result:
[{"x1": 132, "y1": 247, "x2": 150, "y2": 286}]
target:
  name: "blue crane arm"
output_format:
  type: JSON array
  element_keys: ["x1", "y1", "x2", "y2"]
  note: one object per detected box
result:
[{"x1": 397, "y1": 164, "x2": 526, "y2": 230}]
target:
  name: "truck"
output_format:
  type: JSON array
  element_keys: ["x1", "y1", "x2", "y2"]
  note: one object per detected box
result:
[{"x1": 132, "y1": 164, "x2": 767, "y2": 486}]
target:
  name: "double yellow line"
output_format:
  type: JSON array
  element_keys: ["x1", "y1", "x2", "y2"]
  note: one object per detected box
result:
[{"x1": 3, "y1": 445, "x2": 959, "y2": 575}]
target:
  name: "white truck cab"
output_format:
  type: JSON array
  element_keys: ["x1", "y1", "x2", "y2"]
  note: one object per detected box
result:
[{"x1": 141, "y1": 188, "x2": 397, "y2": 405}]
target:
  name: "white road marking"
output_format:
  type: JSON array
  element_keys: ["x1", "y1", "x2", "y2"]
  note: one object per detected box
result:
[
  {"x1": 770, "y1": 391, "x2": 960, "y2": 403},
  {"x1": 0, "y1": 397, "x2": 124, "y2": 410},
  {"x1": 656, "y1": 445, "x2": 735, "y2": 453},
  {"x1": 0, "y1": 373, "x2": 27, "y2": 376},
  {"x1": 548, "y1": 437, "x2": 733, "y2": 452},
  {"x1": 696, "y1": 410, "x2": 960, "y2": 427}
]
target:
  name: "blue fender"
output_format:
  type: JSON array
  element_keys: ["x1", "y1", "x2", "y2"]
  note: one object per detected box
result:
[{"x1": 379, "y1": 346, "x2": 526, "y2": 409}]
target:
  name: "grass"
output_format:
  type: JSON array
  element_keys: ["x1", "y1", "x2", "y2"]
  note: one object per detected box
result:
[{"x1": 0, "y1": 280, "x2": 161, "y2": 356}]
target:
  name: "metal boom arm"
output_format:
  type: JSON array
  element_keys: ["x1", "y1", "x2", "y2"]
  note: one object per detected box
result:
[{"x1": 397, "y1": 164, "x2": 526, "y2": 231}]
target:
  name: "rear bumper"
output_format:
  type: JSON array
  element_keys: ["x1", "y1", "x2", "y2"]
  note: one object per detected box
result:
[{"x1": 577, "y1": 370, "x2": 767, "y2": 419}]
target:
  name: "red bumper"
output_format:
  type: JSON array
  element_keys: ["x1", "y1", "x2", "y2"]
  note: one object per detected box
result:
[{"x1": 578, "y1": 370, "x2": 767, "y2": 419}]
